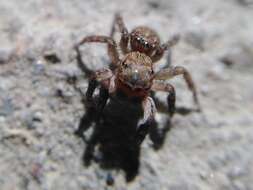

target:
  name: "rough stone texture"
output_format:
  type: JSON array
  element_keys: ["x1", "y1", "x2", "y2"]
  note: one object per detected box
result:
[{"x1": 0, "y1": 0, "x2": 253, "y2": 189}]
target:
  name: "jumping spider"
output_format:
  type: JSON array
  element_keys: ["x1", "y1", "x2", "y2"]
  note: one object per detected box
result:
[{"x1": 75, "y1": 13, "x2": 201, "y2": 144}]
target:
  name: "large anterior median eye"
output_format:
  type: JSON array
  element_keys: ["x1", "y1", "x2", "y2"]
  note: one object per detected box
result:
[{"x1": 136, "y1": 37, "x2": 141, "y2": 42}]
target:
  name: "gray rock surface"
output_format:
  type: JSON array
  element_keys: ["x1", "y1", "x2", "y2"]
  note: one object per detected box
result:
[{"x1": 0, "y1": 0, "x2": 253, "y2": 189}]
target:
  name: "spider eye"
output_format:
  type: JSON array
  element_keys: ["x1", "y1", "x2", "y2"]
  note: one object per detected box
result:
[{"x1": 144, "y1": 41, "x2": 149, "y2": 48}]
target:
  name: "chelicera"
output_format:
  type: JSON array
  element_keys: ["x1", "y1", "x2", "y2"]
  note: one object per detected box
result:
[{"x1": 75, "y1": 13, "x2": 201, "y2": 144}]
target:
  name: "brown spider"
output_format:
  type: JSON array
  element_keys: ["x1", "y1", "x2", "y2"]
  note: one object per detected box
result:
[{"x1": 75, "y1": 13, "x2": 201, "y2": 144}]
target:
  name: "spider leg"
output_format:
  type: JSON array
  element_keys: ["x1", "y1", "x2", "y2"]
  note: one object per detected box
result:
[
  {"x1": 87, "y1": 68, "x2": 115, "y2": 113},
  {"x1": 86, "y1": 77, "x2": 98, "y2": 102},
  {"x1": 96, "y1": 86, "x2": 109, "y2": 118},
  {"x1": 74, "y1": 77, "x2": 98, "y2": 138},
  {"x1": 110, "y1": 13, "x2": 130, "y2": 54},
  {"x1": 154, "y1": 66, "x2": 201, "y2": 111},
  {"x1": 151, "y1": 34, "x2": 180, "y2": 63},
  {"x1": 148, "y1": 83, "x2": 175, "y2": 149},
  {"x1": 135, "y1": 97, "x2": 156, "y2": 145},
  {"x1": 74, "y1": 45, "x2": 93, "y2": 77},
  {"x1": 76, "y1": 36, "x2": 119, "y2": 67},
  {"x1": 151, "y1": 81, "x2": 176, "y2": 117},
  {"x1": 75, "y1": 69, "x2": 115, "y2": 137}
]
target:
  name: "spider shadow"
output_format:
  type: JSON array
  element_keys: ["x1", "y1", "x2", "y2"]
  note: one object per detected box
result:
[
  {"x1": 75, "y1": 94, "x2": 176, "y2": 182},
  {"x1": 76, "y1": 96, "x2": 142, "y2": 182},
  {"x1": 73, "y1": 47, "x2": 197, "y2": 183}
]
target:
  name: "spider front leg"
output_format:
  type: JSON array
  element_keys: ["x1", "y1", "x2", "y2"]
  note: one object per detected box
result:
[
  {"x1": 155, "y1": 66, "x2": 201, "y2": 111},
  {"x1": 87, "y1": 68, "x2": 115, "y2": 115},
  {"x1": 74, "y1": 77, "x2": 98, "y2": 138},
  {"x1": 110, "y1": 13, "x2": 130, "y2": 54},
  {"x1": 75, "y1": 69, "x2": 115, "y2": 137},
  {"x1": 151, "y1": 34, "x2": 180, "y2": 63},
  {"x1": 151, "y1": 81, "x2": 176, "y2": 117},
  {"x1": 135, "y1": 97, "x2": 156, "y2": 145},
  {"x1": 76, "y1": 36, "x2": 119, "y2": 67}
]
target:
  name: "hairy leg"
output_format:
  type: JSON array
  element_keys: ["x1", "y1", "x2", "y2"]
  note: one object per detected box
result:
[
  {"x1": 110, "y1": 13, "x2": 130, "y2": 54},
  {"x1": 86, "y1": 77, "x2": 98, "y2": 102},
  {"x1": 72, "y1": 73, "x2": 96, "y2": 138},
  {"x1": 135, "y1": 97, "x2": 156, "y2": 145},
  {"x1": 154, "y1": 66, "x2": 201, "y2": 111},
  {"x1": 149, "y1": 83, "x2": 175, "y2": 149},
  {"x1": 76, "y1": 36, "x2": 119, "y2": 67},
  {"x1": 87, "y1": 68, "x2": 115, "y2": 111},
  {"x1": 151, "y1": 81, "x2": 176, "y2": 117},
  {"x1": 86, "y1": 68, "x2": 112, "y2": 90},
  {"x1": 151, "y1": 34, "x2": 180, "y2": 63},
  {"x1": 74, "y1": 77, "x2": 98, "y2": 138},
  {"x1": 96, "y1": 87, "x2": 109, "y2": 119},
  {"x1": 74, "y1": 45, "x2": 93, "y2": 77},
  {"x1": 75, "y1": 69, "x2": 114, "y2": 137}
]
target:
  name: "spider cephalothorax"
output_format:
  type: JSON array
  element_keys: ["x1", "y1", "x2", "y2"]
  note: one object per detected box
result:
[
  {"x1": 75, "y1": 13, "x2": 200, "y2": 145},
  {"x1": 116, "y1": 52, "x2": 154, "y2": 97}
]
